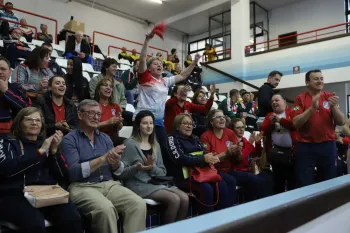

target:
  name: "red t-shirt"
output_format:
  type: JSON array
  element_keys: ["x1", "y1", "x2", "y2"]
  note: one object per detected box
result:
[
  {"x1": 200, "y1": 128, "x2": 238, "y2": 173},
  {"x1": 52, "y1": 102, "x2": 65, "y2": 123},
  {"x1": 291, "y1": 91, "x2": 335, "y2": 143},
  {"x1": 100, "y1": 103, "x2": 122, "y2": 123}
]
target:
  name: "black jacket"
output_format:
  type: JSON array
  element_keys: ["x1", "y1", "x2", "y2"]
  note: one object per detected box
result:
[
  {"x1": 257, "y1": 83, "x2": 275, "y2": 117},
  {"x1": 0, "y1": 137, "x2": 68, "y2": 197},
  {"x1": 65, "y1": 35, "x2": 91, "y2": 56},
  {"x1": 0, "y1": 82, "x2": 31, "y2": 123},
  {"x1": 64, "y1": 73, "x2": 90, "y2": 101},
  {"x1": 166, "y1": 131, "x2": 206, "y2": 183},
  {"x1": 32, "y1": 92, "x2": 78, "y2": 137},
  {"x1": 192, "y1": 113, "x2": 207, "y2": 138}
]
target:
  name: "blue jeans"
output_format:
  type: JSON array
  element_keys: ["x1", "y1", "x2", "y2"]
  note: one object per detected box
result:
[
  {"x1": 65, "y1": 52, "x2": 94, "y2": 65},
  {"x1": 125, "y1": 89, "x2": 136, "y2": 105},
  {"x1": 229, "y1": 170, "x2": 267, "y2": 202},
  {"x1": 295, "y1": 141, "x2": 337, "y2": 188}
]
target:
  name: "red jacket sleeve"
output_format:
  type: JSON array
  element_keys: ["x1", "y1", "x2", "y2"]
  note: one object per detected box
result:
[
  {"x1": 200, "y1": 133, "x2": 212, "y2": 153},
  {"x1": 189, "y1": 96, "x2": 213, "y2": 114},
  {"x1": 343, "y1": 137, "x2": 350, "y2": 147},
  {"x1": 165, "y1": 97, "x2": 178, "y2": 111},
  {"x1": 260, "y1": 112, "x2": 273, "y2": 134}
]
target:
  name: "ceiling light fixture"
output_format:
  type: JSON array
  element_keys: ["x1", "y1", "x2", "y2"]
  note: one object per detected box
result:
[{"x1": 149, "y1": 0, "x2": 163, "y2": 4}]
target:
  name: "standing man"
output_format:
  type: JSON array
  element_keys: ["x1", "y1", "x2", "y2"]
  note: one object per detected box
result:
[
  {"x1": 60, "y1": 99, "x2": 146, "y2": 233},
  {"x1": 257, "y1": 71, "x2": 283, "y2": 117},
  {"x1": 121, "y1": 59, "x2": 139, "y2": 105},
  {"x1": 292, "y1": 69, "x2": 345, "y2": 187}
]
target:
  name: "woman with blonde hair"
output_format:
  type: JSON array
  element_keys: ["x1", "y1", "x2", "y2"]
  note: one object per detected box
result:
[
  {"x1": 118, "y1": 110, "x2": 189, "y2": 224},
  {"x1": 136, "y1": 31, "x2": 201, "y2": 163}
]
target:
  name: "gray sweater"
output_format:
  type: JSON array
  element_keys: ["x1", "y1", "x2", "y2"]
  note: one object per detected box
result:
[{"x1": 116, "y1": 138, "x2": 169, "y2": 197}]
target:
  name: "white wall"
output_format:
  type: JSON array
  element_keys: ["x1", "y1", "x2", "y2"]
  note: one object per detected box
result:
[
  {"x1": 278, "y1": 82, "x2": 349, "y2": 115},
  {"x1": 12, "y1": 0, "x2": 183, "y2": 58},
  {"x1": 254, "y1": 0, "x2": 345, "y2": 43}
]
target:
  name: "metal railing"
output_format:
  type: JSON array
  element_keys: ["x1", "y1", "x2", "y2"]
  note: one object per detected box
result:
[
  {"x1": 0, "y1": 4, "x2": 58, "y2": 44},
  {"x1": 92, "y1": 31, "x2": 168, "y2": 57},
  {"x1": 246, "y1": 22, "x2": 350, "y2": 54},
  {"x1": 1, "y1": 18, "x2": 38, "y2": 40}
]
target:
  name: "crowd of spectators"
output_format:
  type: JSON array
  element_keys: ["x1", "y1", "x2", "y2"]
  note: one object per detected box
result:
[{"x1": 0, "y1": 1, "x2": 349, "y2": 233}]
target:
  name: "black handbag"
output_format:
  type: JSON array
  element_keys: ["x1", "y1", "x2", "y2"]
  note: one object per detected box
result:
[
  {"x1": 268, "y1": 145, "x2": 293, "y2": 166},
  {"x1": 149, "y1": 176, "x2": 174, "y2": 186}
]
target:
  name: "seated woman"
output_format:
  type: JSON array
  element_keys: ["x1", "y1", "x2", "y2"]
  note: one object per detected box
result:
[
  {"x1": 12, "y1": 47, "x2": 54, "y2": 100},
  {"x1": 65, "y1": 57, "x2": 90, "y2": 104},
  {"x1": 201, "y1": 109, "x2": 266, "y2": 203},
  {"x1": 94, "y1": 77, "x2": 124, "y2": 146},
  {"x1": 118, "y1": 110, "x2": 189, "y2": 224},
  {"x1": 167, "y1": 113, "x2": 236, "y2": 214},
  {"x1": 260, "y1": 94, "x2": 296, "y2": 194},
  {"x1": 18, "y1": 19, "x2": 33, "y2": 42},
  {"x1": 229, "y1": 118, "x2": 273, "y2": 198},
  {"x1": 32, "y1": 75, "x2": 78, "y2": 137},
  {"x1": 90, "y1": 58, "x2": 133, "y2": 126},
  {"x1": 0, "y1": 107, "x2": 82, "y2": 233},
  {"x1": 164, "y1": 84, "x2": 214, "y2": 134},
  {"x1": 191, "y1": 89, "x2": 210, "y2": 138}
]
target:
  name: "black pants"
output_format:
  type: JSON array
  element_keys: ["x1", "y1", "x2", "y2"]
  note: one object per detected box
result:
[
  {"x1": 0, "y1": 21, "x2": 9, "y2": 37},
  {"x1": 0, "y1": 195, "x2": 83, "y2": 233},
  {"x1": 271, "y1": 159, "x2": 296, "y2": 194},
  {"x1": 122, "y1": 110, "x2": 133, "y2": 126}
]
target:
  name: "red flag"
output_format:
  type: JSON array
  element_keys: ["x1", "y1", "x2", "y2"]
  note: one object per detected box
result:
[{"x1": 152, "y1": 22, "x2": 167, "y2": 40}]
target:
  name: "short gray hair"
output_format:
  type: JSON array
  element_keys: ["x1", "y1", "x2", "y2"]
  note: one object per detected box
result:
[
  {"x1": 78, "y1": 99, "x2": 100, "y2": 112},
  {"x1": 75, "y1": 31, "x2": 83, "y2": 36},
  {"x1": 146, "y1": 56, "x2": 163, "y2": 69}
]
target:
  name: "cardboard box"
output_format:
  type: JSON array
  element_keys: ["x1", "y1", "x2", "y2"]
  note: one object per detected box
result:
[{"x1": 64, "y1": 20, "x2": 85, "y2": 33}]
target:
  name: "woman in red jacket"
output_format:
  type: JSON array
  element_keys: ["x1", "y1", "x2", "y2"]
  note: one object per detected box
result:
[
  {"x1": 260, "y1": 94, "x2": 296, "y2": 194},
  {"x1": 164, "y1": 84, "x2": 215, "y2": 133}
]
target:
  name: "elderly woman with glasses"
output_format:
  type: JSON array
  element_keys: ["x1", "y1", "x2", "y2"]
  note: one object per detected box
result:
[
  {"x1": 167, "y1": 113, "x2": 236, "y2": 214},
  {"x1": 0, "y1": 107, "x2": 82, "y2": 233},
  {"x1": 201, "y1": 109, "x2": 268, "y2": 202}
]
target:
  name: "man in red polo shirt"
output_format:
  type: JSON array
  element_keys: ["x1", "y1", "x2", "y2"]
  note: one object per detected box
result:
[{"x1": 292, "y1": 69, "x2": 345, "y2": 187}]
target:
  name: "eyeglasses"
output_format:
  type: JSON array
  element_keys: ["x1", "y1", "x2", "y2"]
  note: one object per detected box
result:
[
  {"x1": 213, "y1": 115, "x2": 226, "y2": 119},
  {"x1": 82, "y1": 110, "x2": 102, "y2": 118},
  {"x1": 235, "y1": 126, "x2": 245, "y2": 130},
  {"x1": 23, "y1": 116, "x2": 42, "y2": 124},
  {"x1": 181, "y1": 122, "x2": 194, "y2": 127},
  {"x1": 102, "y1": 83, "x2": 113, "y2": 88}
]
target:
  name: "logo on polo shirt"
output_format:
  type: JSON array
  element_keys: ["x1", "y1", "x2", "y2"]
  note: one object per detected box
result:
[
  {"x1": 226, "y1": 141, "x2": 231, "y2": 148},
  {"x1": 202, "y1": 143, "x2": 207, "y2": 149},
  {"x1": 111, "y1": 109, "x2": 116, "y2": 116},
  {"x1": 293, "y1": 106, "x2": 300, "y2": 111},
  {"x1": 323, "y1": 101, "x2": 329, "y2": 109}
]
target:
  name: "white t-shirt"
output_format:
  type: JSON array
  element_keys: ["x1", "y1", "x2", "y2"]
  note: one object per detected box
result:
[
  {"x1": 75, "y1": 43, "x2": 81, "y2": 53},
  {"x1": 134, "y1": 70, "x2": 175, "y2": 125}
]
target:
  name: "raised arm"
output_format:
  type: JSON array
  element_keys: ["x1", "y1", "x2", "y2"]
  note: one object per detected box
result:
[
  {"x1": 138, "y1": 33, "x2": 154, "y2": 74},
  {"x1": 174, "y1": 54, "x2": 201, "y2": 84}
]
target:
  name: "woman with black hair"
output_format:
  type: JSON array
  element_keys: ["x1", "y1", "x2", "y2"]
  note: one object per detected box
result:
[
  {"x1": 117, "y1": 110, "x2": 189, "y2": 224},
  {"x1": 12, "y1": 47, "x2": 54, "y2": 100},
  {"x1": 64, "y1": 57, "x2": 90, "y2": 104},
  {"x1": 32, "y1": 75, "x2": 78, "y2": 137}
]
